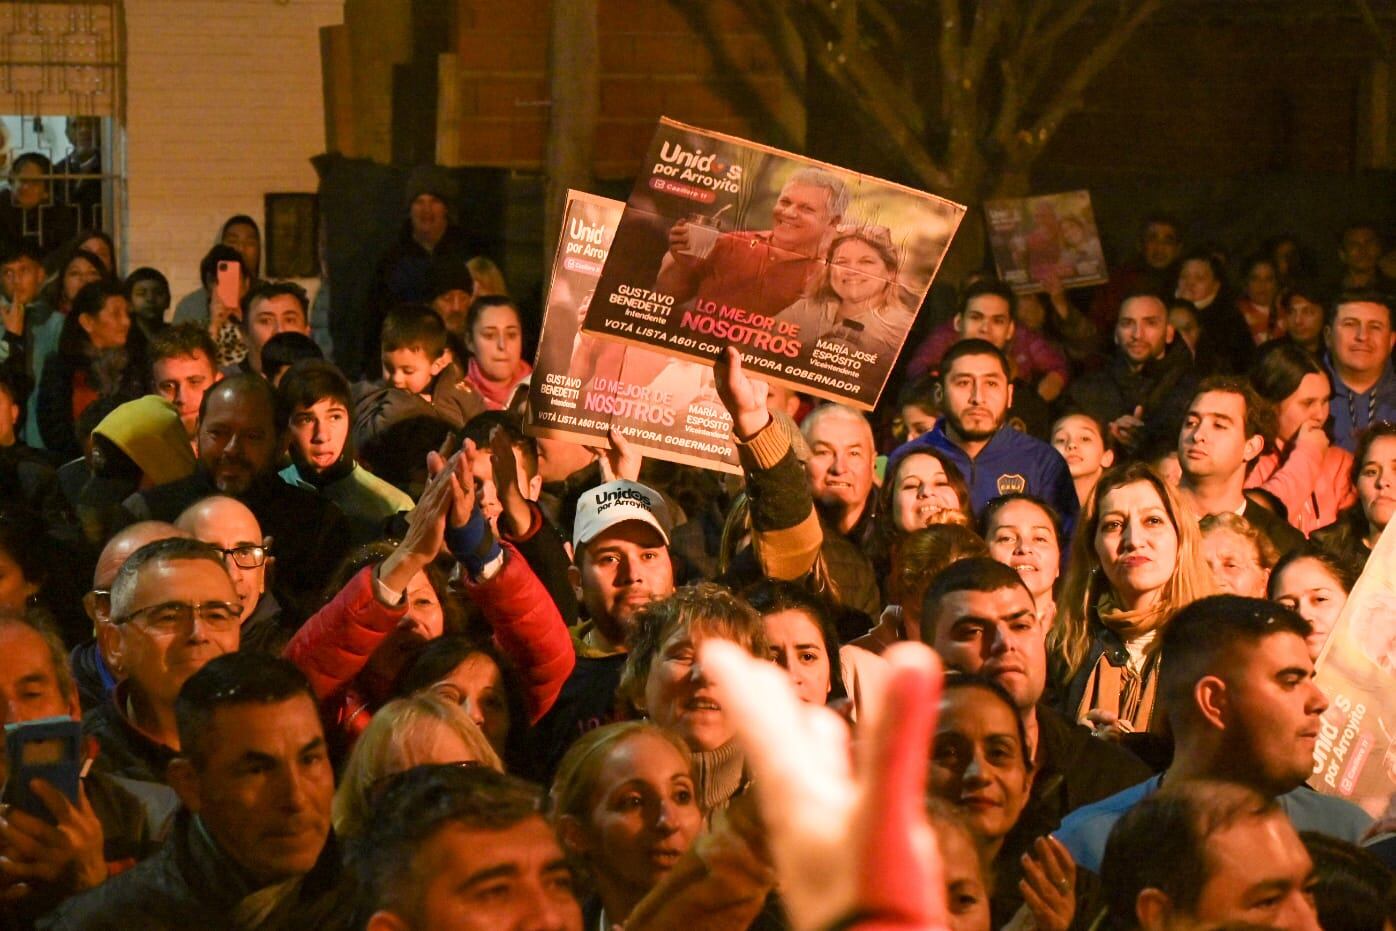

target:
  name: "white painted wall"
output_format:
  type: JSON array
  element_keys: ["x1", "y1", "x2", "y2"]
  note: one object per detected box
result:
[{"x1": 122, "y1": 0, "x2": 342, "y2": 292}]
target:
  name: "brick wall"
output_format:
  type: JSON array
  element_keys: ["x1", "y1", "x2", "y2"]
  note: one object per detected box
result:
[
  {"x1": 123, "y1": 0, "x2": 343, "y2": 293},
  {"x1": 443, "y1": 0, "x2": 802, "y2": 177}
]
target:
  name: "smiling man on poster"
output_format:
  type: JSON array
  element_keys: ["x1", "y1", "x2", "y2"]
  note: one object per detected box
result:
[{"x1": 654, "y1": 167, "x2": 848, "y2": 316}]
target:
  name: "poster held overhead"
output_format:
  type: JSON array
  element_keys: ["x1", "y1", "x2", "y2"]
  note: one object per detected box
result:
[
  {"x1": 580, "y1": 117, "x2": 966, "y2": 411},
  {"x1": 527, "y1": 190, "x2": 741, "y2": 474}
]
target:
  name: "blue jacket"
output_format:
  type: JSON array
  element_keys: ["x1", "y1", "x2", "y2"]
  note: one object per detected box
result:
[
  {"x1": 1056, "y1": 774, "x2": 1372, "y2": 873},
  {"x1": 892, "y1": 420, "x2": 1080, "y2": 528},
  {"x1": 1326, "y1": 356, "x2": 1396, "y2": 452}
]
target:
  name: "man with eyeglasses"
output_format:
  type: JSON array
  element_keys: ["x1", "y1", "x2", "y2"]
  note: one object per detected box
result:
[
  {"x1": 70, "y1": 521, "x2": 189, "y2": 714},
  {"x1": 175, "y1": 496, "x2": 289, "y2": 654},
  {"x1": 85, "y1": 537, "x2": 243, "y2": 784}
]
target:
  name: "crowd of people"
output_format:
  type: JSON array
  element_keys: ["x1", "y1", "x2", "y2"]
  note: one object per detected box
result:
[{"x1": 1, "y1": 163, "x2": 1396, "y2": 930}]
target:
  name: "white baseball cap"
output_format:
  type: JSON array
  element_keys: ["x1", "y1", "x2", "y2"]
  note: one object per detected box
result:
[{"x1": 572, "y1": 480, "x2": 672, "y2": 550}]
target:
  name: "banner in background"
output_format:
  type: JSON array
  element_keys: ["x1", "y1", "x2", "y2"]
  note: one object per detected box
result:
[{"x1": 984, "y1": 190, "x2": 1107, "y2": 294}]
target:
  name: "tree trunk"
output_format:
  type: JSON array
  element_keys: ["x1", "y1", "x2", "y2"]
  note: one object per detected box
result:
[{"x1": 543, "y1": 0, "x2": 599, "y2": 268}]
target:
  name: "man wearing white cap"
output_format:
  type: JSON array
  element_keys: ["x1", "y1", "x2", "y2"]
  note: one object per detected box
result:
[{"x1": 527, "y1": 478, "x2": 676, "y2": 779}]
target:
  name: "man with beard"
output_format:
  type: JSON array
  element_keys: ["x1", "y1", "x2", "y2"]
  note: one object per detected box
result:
[
  {"x1": 1056, "y1": 595, "x2": 1370, "y2": 872},
  {"x1": 1065, "y1": 292, "x2": 1196, "y2": 455},
  {"x1": 526, "y1": 479, "x2": 677, "y2": 781},
  {"x1": 891, "y1": 339, "x2": 1077, "y2": 524},
  {"x1": 122, "y1": 373, "x2": 352, "y2": 617}
]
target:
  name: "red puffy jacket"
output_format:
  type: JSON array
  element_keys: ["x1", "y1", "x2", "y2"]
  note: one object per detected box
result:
[{"x1": 282, "y1": 543, "x2": 574, "y2": 753}]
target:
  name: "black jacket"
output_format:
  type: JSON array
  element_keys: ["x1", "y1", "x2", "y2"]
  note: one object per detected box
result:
[
  {"x1": 123, "y1": 471, "x2": 353, "y2": 619},
  {"x1": 1063, "y1": 340, "x2": 1196, "y2": 452},
  {"x1": 83, "y1": 690, "x2": 177, "y2": 786},
  {"x1": 40, "y1": 811, "x2": 354, "y2": 931},
  {"x1": 1, "y1": 770, "x2": 176, "y2": 929}
]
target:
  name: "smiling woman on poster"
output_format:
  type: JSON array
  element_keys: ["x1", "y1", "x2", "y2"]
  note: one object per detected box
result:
[{"x1": 774, "y1": 225, "x2": 915, "y2": 364}]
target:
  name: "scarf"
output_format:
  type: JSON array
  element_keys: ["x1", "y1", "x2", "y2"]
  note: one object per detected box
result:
[
  {"x1": 691, "y1": 740, "x2": 745, "y2": 813},
  {"x1": 1076, "y1": 592, "x2": 1169, "y2": 733},
  {"x1": 1095, "y1": 591, "x2": 1170, "y2": 643},
  {"x1": 465, "y1": 356, "x2": 531, "y2": 410}
]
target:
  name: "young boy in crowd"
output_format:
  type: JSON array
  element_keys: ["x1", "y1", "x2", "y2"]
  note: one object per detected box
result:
[
  {"x1": 378, "y1": 303, "x2": 483, "y2": 428},
  {"x1": 278, "y1": 359, "x2": 414, "y2": 544}
]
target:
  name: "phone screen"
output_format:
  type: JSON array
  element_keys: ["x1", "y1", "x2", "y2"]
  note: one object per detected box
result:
[
  {"x1": 21, "y1": 739, "x2": 65, "y2": 765},
  {"x1": 215, "y1": 261, "x2": 241, "y2": 313}
]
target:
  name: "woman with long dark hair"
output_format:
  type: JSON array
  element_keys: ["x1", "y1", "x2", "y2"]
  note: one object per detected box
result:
[
  {"x1": 1247, "y1": 339, "x2": 1356, "y2": 534},
  {"x1": 36, "y1": 279, "x2": 142, "y2": 459},
  {"x1": 1313, "y1": 421, "x2": 1396, "y2": 569}
]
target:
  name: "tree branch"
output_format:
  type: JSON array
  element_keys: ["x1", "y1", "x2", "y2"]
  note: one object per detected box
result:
[
  {"x1": 804, "y1": 0, "x2": 927, "y2": 138},
  {"x1": 669, "y1": 0, "x2": 802, "y2": 151},
  {"x1": 1017, "y1": 0, "x2": 1101, "y2": 104},
  {"x1": 741, "y1": 0, "x2": 810, "y2": 94},
  {"x1": 937, "y1": 0, "x2": 962, "y2": 124},
  {"x1": 1016, "y1": 0, "x2": 1162, "y2": 163},
  {"x1": 780, "y1": 0, "x2": 950, "y2": 190}
]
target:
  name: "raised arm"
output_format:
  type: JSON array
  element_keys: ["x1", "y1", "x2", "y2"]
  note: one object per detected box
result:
[{"x1": 715, "y1": 348, "x2": 822, "y2": 580}]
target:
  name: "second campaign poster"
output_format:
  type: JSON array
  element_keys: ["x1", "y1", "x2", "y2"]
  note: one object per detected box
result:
[
  {"x1": 579, "y1": 118, "x2": 966, "y2": 411},
  {"x1": 983, "y1": 190, "x2": 1108, "y2": 294},
  {"x1": 528, "y1": 190, "x2": 741, "y2": 474}
]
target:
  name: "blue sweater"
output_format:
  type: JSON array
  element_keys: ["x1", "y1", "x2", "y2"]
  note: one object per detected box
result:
[
  {"x1": 891, "y1": 420, "x2": 1079, "y2": 527},
  {"x1": 1056, "y1": 774, "x2": 1372, "y2": 872}
]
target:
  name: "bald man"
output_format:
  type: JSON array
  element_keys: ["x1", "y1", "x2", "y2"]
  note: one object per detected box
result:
[
  {"x1": 176, "y1": 496, "x2": 289, "y2": 654},
  {"x1": 71, "y1": 521, "x2": 187, "y2": 712}
]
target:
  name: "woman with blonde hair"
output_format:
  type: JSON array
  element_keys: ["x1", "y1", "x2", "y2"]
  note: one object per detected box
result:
[
  {"x1": 1052, "y1": 461, "x2": 1215, "y2": 733},
  {"x1": 331, "y1": 691, "x2": 502, "y2": 839},
  {"x1": 551, "y1": 721, "x2": 702, "y2": 927}
]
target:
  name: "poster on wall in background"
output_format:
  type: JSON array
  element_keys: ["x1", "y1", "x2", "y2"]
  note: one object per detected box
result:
[
  {"x1": 527, "y1": 190, "x2": 741, "y2": 475},
  {"x1": 983, "y1": 189, "x2": 1108, "y2": 294},
  {"x1": 1310, "y1": 517, "x2": 1396, "y2": 816},
  {"x1": 579, "y1": 117, "x2": 966, "y2": 411}
]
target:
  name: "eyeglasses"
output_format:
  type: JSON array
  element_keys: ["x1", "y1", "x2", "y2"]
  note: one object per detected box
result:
[
  {"x1": 113, "y1": 600, "x2": 243, "y2": 634},
  {"x1": 216, "y1": 544, "x2": 267, "y2": 569}
]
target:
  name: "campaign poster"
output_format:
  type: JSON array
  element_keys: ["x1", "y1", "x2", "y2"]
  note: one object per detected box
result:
[
  {"x1": 983, "y1": 190, "x2": 1107, "y2": 294},
  {"x1": 1310, "y1": 518, "x2": 1396, "y2": 816},
  {"x1": 528, "y1": 190, "x2": 741, "y2": 475},
  {"x1": 580, "y1": 118, "x2": 965, "y2": 411}
]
